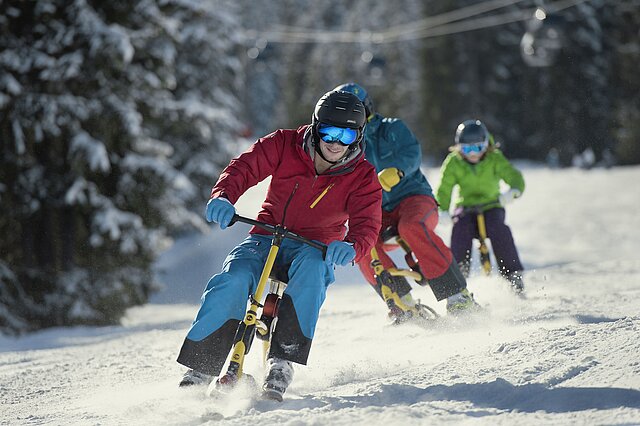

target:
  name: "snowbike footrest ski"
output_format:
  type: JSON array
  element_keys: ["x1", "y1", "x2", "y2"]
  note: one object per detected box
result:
[
  {"x1": 256, "y1": 316, "x2": 274, "y2": 341},
  {"x1": 256, "y1": 292, "x2": 281, "y2": 342},
  {"x1": 262, "y1": 388, "x2": 284, "y2": 402},
  {"x1": 213, "y1": 373, "x2": 258, "y2": 395}
]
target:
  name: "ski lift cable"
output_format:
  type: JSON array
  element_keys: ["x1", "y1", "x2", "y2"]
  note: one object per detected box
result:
[
  {"x1": 408, "y1": 0, "x2": 587, "y2": 40},
  {"x1": 253, "y1": 0, "x2": 528, "y2": 43},
  {"x1": 263, "y1": 0, "x2": 529, "y2": 38},
  {"x1": 381, "y1": 0, "x2": 532, "y2": 41},
  {"x1": 251, "y1": 0, "x2": 590, "y2": 44}
]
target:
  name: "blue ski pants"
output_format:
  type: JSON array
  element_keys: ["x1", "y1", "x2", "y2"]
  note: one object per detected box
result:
[{"x1": 186, "y1": 234, "x2": 335, "y2": 343}]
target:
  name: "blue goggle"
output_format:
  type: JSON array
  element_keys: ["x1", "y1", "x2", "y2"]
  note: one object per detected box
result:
[
  {"x1": 461, "y1": 141, "x2": 488, "y2": 155},
  {"x1": 317, "y1": 123, "x2": 359, "y2": 146}
]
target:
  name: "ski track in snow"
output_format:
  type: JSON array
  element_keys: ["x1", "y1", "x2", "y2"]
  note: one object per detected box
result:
[{"x1": 2, "y1": 165, "x2": 640, "y2": 425}]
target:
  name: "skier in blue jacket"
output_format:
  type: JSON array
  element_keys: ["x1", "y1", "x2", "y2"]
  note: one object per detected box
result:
[{"x1": 335, "y1": 83, "x2": 477, "y2": 321}]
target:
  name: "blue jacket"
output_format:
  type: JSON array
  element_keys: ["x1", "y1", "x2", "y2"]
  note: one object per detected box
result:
[{"x1": 363, "y1": 113, "x2": 433, "y2": 212}]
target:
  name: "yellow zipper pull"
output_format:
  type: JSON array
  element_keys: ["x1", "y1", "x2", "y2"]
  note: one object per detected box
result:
[{"x1": 309, "y1": 183, "x2": 335, "y2": 208}]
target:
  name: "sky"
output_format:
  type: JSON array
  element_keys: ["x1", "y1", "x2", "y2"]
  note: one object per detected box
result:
[{"x1": 1, "y1": 163, "x2": 639, "y2": 425}]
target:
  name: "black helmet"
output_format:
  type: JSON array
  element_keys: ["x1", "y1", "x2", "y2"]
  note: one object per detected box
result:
[
  {"x1": 311, "y1": 91, "x2": 366, "y2": 162},
  {"x1": 333, "y1": 83, "x2": 375, "y2": 118},
  {"x1": 455, "y1": 119, "x2": 490, "y2": 145},
  {"x1": 313, "y1": 90, "x2": 366, "y2": 130}
]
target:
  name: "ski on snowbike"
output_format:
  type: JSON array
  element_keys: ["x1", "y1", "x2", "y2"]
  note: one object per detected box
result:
[{"x1": 370, "y1": 225, "x2": 439, "y2": 326}]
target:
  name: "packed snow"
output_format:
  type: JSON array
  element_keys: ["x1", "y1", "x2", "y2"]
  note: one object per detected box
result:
[{"x1": 2, "y1": 164, "x2": 640, "y2": 425}]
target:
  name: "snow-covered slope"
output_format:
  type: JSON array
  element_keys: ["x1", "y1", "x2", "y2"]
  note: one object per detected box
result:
[{"x1": 2, "y1": 165, "x2": 640, "y2": 425}]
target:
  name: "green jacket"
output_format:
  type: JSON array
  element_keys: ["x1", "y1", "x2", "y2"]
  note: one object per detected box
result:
[{"x1": 436, "y1": 149, "x2": 525, "y2": 211}]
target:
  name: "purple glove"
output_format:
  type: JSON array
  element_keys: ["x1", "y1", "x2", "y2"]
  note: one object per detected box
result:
[
  {"x1": 325, "y1": 241, "x2": 356, "y2": 266},
  {"x1": 205, "y1": 197, "x2": 236, "y2": 229}
]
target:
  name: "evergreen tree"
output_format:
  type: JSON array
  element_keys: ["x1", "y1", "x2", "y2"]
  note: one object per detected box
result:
[
  {"x1": 420, "y1": 1, "x2": 615, "y2": 164},
  {"x1": 421, "y1": 0, "x2": 470, "y2": 160},
  {"x1": 607, "y1": 1, "x2": 640, "y2": 165},
  {"x1": 520, "y1": 1, "x2": 611, "y2": 165},
  {"x1": 0, "y1": 0, "x2": 242, "y2": 334}
]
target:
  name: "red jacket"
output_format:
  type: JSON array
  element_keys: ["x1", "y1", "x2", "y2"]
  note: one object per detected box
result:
[{"x1": 210, "y1": 125, "x2": 382, "y2": 261}]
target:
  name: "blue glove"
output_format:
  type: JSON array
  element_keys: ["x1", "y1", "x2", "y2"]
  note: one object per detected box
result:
[
  {"x1": 325, "y1": 241, "x2": 356, "y2": 266},
  {"x1": 205, "y1": 197, "x2": 236, "y2": 229}
]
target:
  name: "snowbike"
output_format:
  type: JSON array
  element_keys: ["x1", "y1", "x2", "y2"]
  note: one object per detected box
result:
[
  {"x1": 453, "y1": 200, "x2": 525, "y2": 295},
  {"x1": 453, "y1": 200, "x2": 501, "y2": 276},
  {"x1": 370, "y1": 225, "x2": 439, "y2": 325},
  {"x1": 214, "y1": 213, "x2": 327, "y2": 396}
]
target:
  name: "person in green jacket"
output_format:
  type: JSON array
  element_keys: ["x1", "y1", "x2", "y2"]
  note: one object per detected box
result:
[{"x1": 436, "y1": 119, "x2": 526, "y2": 293}]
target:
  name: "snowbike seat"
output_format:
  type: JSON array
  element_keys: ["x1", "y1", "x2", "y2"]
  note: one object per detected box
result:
[
  {"x1": 269, "y1": 263, "x2": 291, "y2": 284},
  {"x1": 380, "y1": 225, "x2": 400, "y2": 243}
]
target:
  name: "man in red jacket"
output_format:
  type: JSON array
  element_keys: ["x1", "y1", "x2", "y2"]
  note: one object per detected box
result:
[{"x1": 177, "y1": 90, "x2": 382, "y2": 401}]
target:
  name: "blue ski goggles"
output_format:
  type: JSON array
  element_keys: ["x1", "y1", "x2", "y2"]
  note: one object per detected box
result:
[
  {"x1": 460, "y1": 141, "x2": 488, "y2": 155},
  {"x1": 317, "y1": 123, "x2": 359, "y2": 146}
]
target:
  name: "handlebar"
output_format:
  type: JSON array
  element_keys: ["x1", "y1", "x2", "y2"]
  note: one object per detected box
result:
[
  {"x1": 454, "y1": 200, "x2": 501, "y2": 218},
  {"x1": 229, "y1": 214, "x2": 328, "y2": 258}
]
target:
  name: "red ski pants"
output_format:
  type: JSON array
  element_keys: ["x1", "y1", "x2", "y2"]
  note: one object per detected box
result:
[{"x1": 357, "y1": 195, "x2": 454, "y2": 286}]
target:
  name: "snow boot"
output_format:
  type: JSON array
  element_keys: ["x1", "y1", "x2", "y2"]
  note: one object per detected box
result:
[
  {"x1": 446, "y1": 288, "x2": 479, "y2": 315},
  {"x1": 262, "y1": 357, "x2": 294, "y2": 402},
  {"x1": 388, "y1": 292, "x2": 417, "y2": 324},
  {"x1": 507, "y1": 271, "x2": 525, "y2": 295},
  {"x1": 388, "y1": 293, "x2": 437, "y2": 324},
  {"x1": 179, "y1": 369, "x2": 213, "y2": 387},
  {"x1": 388, "y1": 305, "x2": 413, "y2": 325}
]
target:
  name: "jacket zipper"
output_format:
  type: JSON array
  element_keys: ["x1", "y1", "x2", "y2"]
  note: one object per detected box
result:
[{"x1": 309, "y1": 183, "x2": 335, "y2": 208}]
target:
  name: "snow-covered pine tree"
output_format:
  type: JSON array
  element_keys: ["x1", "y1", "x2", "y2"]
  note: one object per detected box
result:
[
  {"x1": 0, "y1": 0, "x2": 243, "y2": 334},
  {"x1": 518, "y1": 1, "x2": 611, "y2": 165}
]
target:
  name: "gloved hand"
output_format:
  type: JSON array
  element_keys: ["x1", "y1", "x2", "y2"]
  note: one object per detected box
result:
[
  {"x1": 205, "y1": 197, "x2": 236, "y2": 229},
  {"x1": 325, "y1": 241, "x2": 356, "y2": 266},
  {"x1": 499, "y1": 189, "x2": 522, "y2": 206},
  {"x1": 438, "y1": 210, "x2": 452, "y2": 226},
  {"x1": 378, "y1": 167, "x2": 404, "y2": 192}
]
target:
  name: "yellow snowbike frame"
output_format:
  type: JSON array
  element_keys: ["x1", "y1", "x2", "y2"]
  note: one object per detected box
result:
[
  {"x1": 216, "y1": 214, "x2": 326, "y2": 388},
  {"x1": 369, "y1": 232, "x2": 438, "y2": 319},
  {"x1": 457, "y1": 200, "x2": 502, "y2": 276}
]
